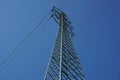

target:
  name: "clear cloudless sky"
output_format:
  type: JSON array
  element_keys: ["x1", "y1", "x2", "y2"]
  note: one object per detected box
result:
[{"x1": 0, "y1": 0, "x2": 120, "y2": 80}]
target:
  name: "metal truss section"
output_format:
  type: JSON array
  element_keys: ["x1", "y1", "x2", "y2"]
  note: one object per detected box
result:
[{"x1": 44, "y1": 7, "x2": 85, "y2": 80}]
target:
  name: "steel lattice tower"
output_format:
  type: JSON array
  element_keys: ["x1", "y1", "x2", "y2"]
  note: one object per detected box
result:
[{"x1": 44, "y1": 7, "x2": 85, "y2": 80}]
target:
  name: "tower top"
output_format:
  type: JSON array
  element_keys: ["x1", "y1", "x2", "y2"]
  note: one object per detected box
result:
[{"x1": 50, "y1": 7, "x2": 75, "y2": 37}]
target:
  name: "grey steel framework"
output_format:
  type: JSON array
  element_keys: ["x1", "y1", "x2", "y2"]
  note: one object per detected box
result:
[{"x1": 44, "y1": 7, "x2": 85, "y2": 80}]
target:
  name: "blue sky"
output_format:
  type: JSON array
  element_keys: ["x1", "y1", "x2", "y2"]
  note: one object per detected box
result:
[{"x1": 0, "y1": 0, "x2": 120, "y2": 80}]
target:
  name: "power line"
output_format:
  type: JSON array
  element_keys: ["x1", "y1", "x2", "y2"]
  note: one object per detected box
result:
[
  {"x1": 72, "y1": 0, "x2": 100, "y2": 23},
  {"x1": 17, "y1": 45, "x2": 50, "y2": 80},
  {"x1": 76, "y1": 1, "x2": 111, "y2": 38},
  {"x1": 0, "y1": 12, "x2": 50, "y2": 72},
  {"x1": 75, "y1": 0, "x2": 106, "y2": 25},
  {"x1": 24, "y1": 43, "x2": 52, "y2": 80},
  {"x1": 1, "y1": 0, "x2": 65, "y2": 68},
  {"x1": 6, "y1": 0, "x2": 68, "y2": 79},
  {"x1": 75, "y1": 0, "x2": 112, "y2": 37}
]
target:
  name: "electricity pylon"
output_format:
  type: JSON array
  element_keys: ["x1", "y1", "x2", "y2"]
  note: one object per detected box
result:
[{"x1": 44, "y1": 7, "x2": 85, "y2": 80}]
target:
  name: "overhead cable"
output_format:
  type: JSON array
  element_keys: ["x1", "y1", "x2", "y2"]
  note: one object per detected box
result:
[{"x1": 0, "y1": 11, "x2": 50, "y2": 72}]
